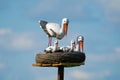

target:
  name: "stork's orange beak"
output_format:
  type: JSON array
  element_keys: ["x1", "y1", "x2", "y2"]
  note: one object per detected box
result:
[
  {"x1": 63, "y1": 23, "x2": 68, "y2": 36},
  {"x1": 79, "y1": 41, "x2": 84, "y2": 52}
]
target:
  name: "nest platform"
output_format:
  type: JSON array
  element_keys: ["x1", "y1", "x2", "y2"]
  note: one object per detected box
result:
[{"x1": 33, "y1": 52, "x2": 85, "y2": 67}]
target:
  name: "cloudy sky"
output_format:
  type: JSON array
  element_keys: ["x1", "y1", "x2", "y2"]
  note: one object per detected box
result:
[{"x1": 0, "y1": 0, "x2": 120, "y2": 80}]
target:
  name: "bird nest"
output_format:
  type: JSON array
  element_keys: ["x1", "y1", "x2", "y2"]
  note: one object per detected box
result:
[{"x1": 34, "y1": 52, "x2": 85, "y2": 67}]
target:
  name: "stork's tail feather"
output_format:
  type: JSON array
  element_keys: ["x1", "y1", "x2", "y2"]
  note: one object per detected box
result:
[
  {"x1": 38, "y1": 20, "x2": 51, "y2": 37},
  {"x1": 39, "y1": 20, "x2": 48, "y2": 29}
]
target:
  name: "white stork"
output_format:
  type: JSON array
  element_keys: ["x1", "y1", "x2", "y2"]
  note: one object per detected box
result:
[
  {"x1": 39, "y1": 18, "x2": 69, "y2": 46},
  {"x1": 74, "y1": 35, "x2": 84, "y2": 52},
  {"x1": 60, "y1": 40, "x2": 75, "y2": 52},
  {"x1": 44, "y1": 40, "x2": 59, "y2": 53}
]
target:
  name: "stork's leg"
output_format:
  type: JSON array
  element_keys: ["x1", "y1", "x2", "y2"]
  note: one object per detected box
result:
[
  {"x1": 50, "y1": 37, "x2": 52, "y2": 46},
  {"x1": 48, "y1": 37, "x2": 50, "y2": 47},
  {"x1": 48, "y1": 37, "x2": 52, "y2": 46}
]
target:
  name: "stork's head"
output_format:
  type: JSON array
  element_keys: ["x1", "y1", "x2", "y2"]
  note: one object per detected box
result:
[
  {"x1": 77, "y1": 35, "x2": 84, "y2": 42},
  {"x1": 71, "y1": 40, "x2": 75, "y2": 45},
  {"x1": 62, "y1": 18, "x2": 69, "y2": 36}
]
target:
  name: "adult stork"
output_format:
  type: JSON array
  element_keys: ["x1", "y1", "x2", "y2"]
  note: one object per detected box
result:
[{"x1": 39, "y1": 18, "x2": 69, "y2": 46}]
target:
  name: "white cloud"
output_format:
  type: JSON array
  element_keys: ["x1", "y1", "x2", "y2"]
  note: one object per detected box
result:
[
  {"x1": 29, "y1": 0, "x2": 86, "y2": 19},
  {"x1": 100, "y1": 0, "x2": 120, "y2": 10},
  {"x1": 71, "y1": 70, "x2": 92, "y2": 79},
  {"x1": 10, "y1": 33, "x2": 35, "y2": 50},
  {"x1": 0, "y1": 28, "x2": 11, "y2": 46},
  {"x1": 114, "y1": 47, "x2": 120, "y2": 59},
  {"x1": 30, "y1": 0, "x2": 59, "y2": 16},
  {"x1": 0, "y1": 63, "x2": 6, "y2": 70},
  {"x1": 99, "y1": 0, "x2": 120, "y2": 22},
  {"x1": 115, "y1": 47, "x2": 120, "y2": 53},
  {"x1": 70, "y1": 70, "x2": 110, "y2": 80},
  {"x1": 0, "y1": 28, "x2": 37, "y2": 51},
  {"x1": 87, "y1": 47, "x2": 120, "y2": 64},
  {"x1": 0, "y1": 28, "x2": 11, "y2": 36}
]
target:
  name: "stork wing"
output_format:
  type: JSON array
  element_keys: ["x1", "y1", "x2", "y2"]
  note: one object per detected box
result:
[
  {"x1": 50, "y1": 29, "x2": 57, "y2": 37},
  {"x1": 40, "y1": 20, "x2": 51, "y2": 37}
]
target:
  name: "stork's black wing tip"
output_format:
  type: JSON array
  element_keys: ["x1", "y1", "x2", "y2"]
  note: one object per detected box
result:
[{"x1": 39, "y1": 20, "x2": 48, "y2": 27}]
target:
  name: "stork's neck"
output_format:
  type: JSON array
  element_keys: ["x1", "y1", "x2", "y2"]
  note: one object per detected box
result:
[
  {"x1": 60, "y1": 22, "x2": 64, "y2": 34},
  {"x1": 56, "y1": 22, "x2": 64, "y2": 39},
  {"x1": 78, "y1": 41, "x2": 82, "y2": 52},
  {"x1": 70, "y1": 43, "x2": 73, "y2": 49},
  {"x1": 54, "y1": 43, "x2": 58, "y2": 50}
]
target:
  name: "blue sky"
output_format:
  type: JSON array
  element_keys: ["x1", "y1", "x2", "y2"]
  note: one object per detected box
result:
[{"x1": 0, "y1": 0, "x2": 120, "y2": 80}]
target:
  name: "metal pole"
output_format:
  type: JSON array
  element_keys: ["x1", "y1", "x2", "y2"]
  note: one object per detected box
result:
[{"x1": 58, "y1": 66, "x2": 64, "y2": 80}]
